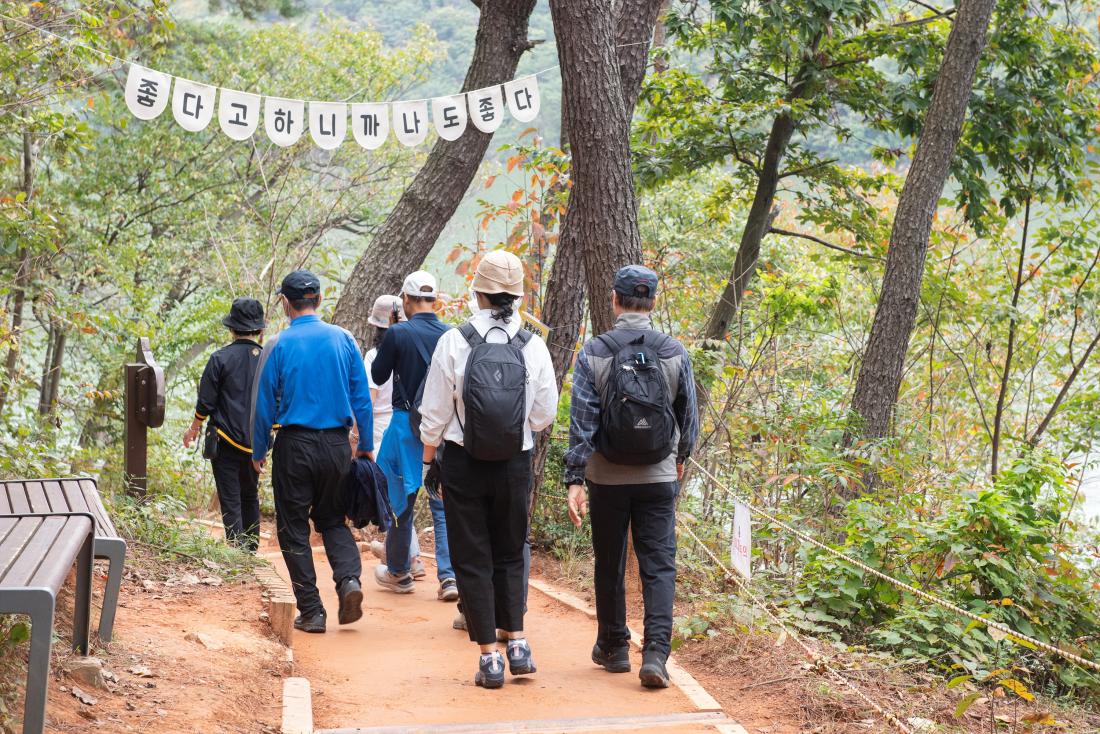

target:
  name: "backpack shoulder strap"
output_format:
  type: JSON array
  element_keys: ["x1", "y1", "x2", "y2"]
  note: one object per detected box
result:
[
  {"x1": 405, "y1": 326, "x2": 434, "y2": 367},
  {"x1": 459, "y1": 322, "x2": 484, "y2": 347},
  {"x1": 595, "y1": 331, "x2": 624, "y2": 356},
  {"x1": 510, "y1": 328, "x2": 533, "y2": 347}
]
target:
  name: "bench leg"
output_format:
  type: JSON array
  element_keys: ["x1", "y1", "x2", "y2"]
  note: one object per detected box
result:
[
  {"x1": 96, "y1": 540, "x2": 126, "y2": 642},
  {"x1": 23, "y1": 592, "x2": 55, "y2": 734},
  {"x1": 72, "y1": 530, "x2": 93, "y2": 656}
]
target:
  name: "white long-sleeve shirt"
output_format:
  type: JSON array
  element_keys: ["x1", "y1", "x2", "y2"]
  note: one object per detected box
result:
[{"x1": 419, "y1": 309, "x2": 559, "y2": 451}]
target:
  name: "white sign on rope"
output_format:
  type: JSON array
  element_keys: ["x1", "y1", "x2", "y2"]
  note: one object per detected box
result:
[
  {"x1": 730, "y1": 501, "x2": 752, "y2": 579},
  {"x1": 125, "y1": 65, "x2": 171, "y2": 120},
  {"x1": 504, "y1": 76, "x2": 540, "y2": 123},
  {"x1": 264, "y1": 97, "x2": 305, "y2": 147},
  {"x1": 218, "y1": 88, "x2": 261, "y2": 140},
  {"x1": 309, "y1": 101, "x2": 347, "y2": 150},
  {"x1": 350, "y1": 102, "x2": 389, "y2": 149},
  {"x1": 432, "y1": 94, "x2": 468, "y2": 142},
  {"x1": 171, "y1": 78, "x2": 216, "y2": 132},
  {"x1": 120, "y1": 62, "x2": 546, "y2": 148}
]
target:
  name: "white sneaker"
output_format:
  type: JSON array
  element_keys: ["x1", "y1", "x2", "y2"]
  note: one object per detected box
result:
[
  {"x1": 373, "y1": 564, "x2": 414, "y2": 594},
  {"x1": 369, "y1": 540, "x2": 386, "y2": 561},
  {"x1": 411, "y1": 558, "x2": 427, "y2": 579}
]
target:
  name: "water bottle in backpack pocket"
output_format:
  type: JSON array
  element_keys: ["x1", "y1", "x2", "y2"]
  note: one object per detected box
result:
[
  {"x1": 595, "y1": 332, "x2": 675, "y2": 465},
  {"x1": 459, "y1": 323, "x2": 532, "y2": 461}
]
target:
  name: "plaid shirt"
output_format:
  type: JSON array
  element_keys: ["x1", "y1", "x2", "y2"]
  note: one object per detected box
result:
[{"x1": 564, "y1": 319, "x2": 699, "y2": 486}]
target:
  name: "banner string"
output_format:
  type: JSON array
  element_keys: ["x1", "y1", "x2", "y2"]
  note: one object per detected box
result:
[{"x1": 0, "y1": 11, "x2": 565, "y2": 104}]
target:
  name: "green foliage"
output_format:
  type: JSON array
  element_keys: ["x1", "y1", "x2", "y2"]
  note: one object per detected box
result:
[{"x1": 792, "y1": 451, "x2": 1100, "y2": 694}]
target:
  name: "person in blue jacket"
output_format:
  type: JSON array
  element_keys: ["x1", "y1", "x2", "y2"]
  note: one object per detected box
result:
[{"x1": 252, "y1": 270, "x2": 374, "y2": 634}]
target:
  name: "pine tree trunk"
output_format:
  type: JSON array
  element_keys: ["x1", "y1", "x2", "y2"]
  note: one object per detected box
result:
[
  {"x1": 849, "y1": 0, "x2": 997, "y2": 444},
  {"x1": 332, "y1": 0, "x2": 538, "y2": 346},
  {"x1": 531, "y1": 0, "x2": 665, "y2": 490},
  {"x1": 550, "y1": 0, "x2": 645, "y2": 336}
]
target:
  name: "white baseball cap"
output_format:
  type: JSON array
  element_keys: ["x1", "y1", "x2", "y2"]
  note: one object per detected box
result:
[{"x1": 401, "y1": 270, "x2": 437, "y2": 299}]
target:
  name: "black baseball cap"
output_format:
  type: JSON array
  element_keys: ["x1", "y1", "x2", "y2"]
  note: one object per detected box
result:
[
  {"x1": 277, "y1": 269, "x2": 321, "y2": 301},
  {"x1": 221, "y1": 297, "x2": 265, "y2": 332},
  {"x1": 613, "y1": 264, "x2": 659, "y2": 298}
]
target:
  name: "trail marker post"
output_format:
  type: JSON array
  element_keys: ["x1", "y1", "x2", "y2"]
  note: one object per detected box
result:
[{"x1": 124, "y1": 337, "x2": 165, "y2": 496}]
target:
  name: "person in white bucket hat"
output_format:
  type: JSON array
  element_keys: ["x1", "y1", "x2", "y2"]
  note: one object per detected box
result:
[{"x1": 419, "y1": 250, "x2": 559, "y2": 689}]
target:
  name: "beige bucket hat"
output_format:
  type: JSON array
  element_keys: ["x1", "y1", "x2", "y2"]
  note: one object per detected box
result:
[
  {"x1": 472, "y1": 250, "x2": 524, "y2": 297},
  {"x1": 368, "y1": 294, "x2": 405, "y2": 328}
]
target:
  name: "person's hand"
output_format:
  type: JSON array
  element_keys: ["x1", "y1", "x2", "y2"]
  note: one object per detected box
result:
[
  {"x1": 676, "y1": 462, "x2": 685, "y2": 482},
  {"x1": 567, "y1": 484, "x2": 588, "y2": 528},
  {"x1": 183, "y1": 426, "x2": 199, "y2": 449},
  {"x1": 356, "y1": 449, "x2": 374, "y2": 461},
  {"x1": 423, "y1": 461, "x2": 443, "y2": 501},
  {"x1": 252, "y1": 458, "x2": 266, "y2": 475}
]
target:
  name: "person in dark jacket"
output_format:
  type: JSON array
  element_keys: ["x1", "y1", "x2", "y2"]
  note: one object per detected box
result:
[
  {"x1": 183, "y1": 297, "x2": 266, "y2": 552},
  {"x1": 565, "y1": 265, "x2": 699, "y2": 690}
]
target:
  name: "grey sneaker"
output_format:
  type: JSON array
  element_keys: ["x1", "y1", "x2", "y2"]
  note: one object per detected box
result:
[
  {"x1": 373, "y1": 564, "x2": 414, "y2": 594},
  {"x1": 475, "y1": 651, "x2": 505, "y2": 689},
  {"x1": 369, "y1": 540, "x2": 386, "y2": 561},
  {"x1": 438, "y1": 578, "x2": 459, "y2": 602},
  {"x1": 411, "y1": 558, "x2": 427, "y2": 579},
  {"x1": 453, "y1": 610, "x2": 467, "y2": 631},
  {"x1": 506, "y1": 638, "x2": 537, "y2": 676}
]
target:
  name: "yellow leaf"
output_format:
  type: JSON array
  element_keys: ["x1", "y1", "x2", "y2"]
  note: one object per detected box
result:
[{"x1": 998, "y1": 679, "x2": 1034, "y2": 701}]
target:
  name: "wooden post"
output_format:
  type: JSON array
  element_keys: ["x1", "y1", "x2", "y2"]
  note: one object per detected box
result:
[{"x1": 124, "y1": 338, "x2": 165, "y2": 496}]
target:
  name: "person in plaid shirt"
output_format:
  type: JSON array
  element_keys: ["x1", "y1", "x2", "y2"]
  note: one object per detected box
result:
[{"x1": 565, "y1": 265, "x2": 699, "y2": 690}]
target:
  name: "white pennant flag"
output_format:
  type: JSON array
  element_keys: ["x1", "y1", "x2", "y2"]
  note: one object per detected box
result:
[
  {"x1": 309, "y1": 102, "x2": 347, "y2": 150},
  {"x1": 504, "y1": 76, "x2": 540, "y2": 123},
  {"x1": 350, "y1": 103, "x2": 389, "y2": 150},
  {"x1": 171, "y1": 78, "x2": 216, "y2": 132},
  {"x1": 730, "y1": 501, "x2": 752, "y2": 579},
  {"x1": 431, "y1": 95, "x2": 468, "y2": 142},
  {"x1": 467, "y1": 85, "x2": 504, "y2": 133},
  {"x1": 125, "y1": 65, "x2": 171, "y2": 121},
  {"x1": 264, "y1": 97, "x2": 305, "y2": 147},
  {"x1": 392, "y1": 100, "x2": 429, "y2": 147},
  {"x1": 218, "y1": 88, "x2": 261, "y2": 141}
]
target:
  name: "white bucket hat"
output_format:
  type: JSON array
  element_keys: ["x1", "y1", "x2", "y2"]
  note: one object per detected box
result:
[
  {"x1": 368, "y1": 294, "x2": 405, "y2": 328},
  {"x1": 472, "y1": 250, "x2": 524, "y2": 297}
]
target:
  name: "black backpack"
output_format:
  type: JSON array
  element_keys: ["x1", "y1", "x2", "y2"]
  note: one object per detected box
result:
[
  {"x1": 459, "y1": 323, "x2": 531, "y2": 461},
  {"x1": 595, "y1": 332, "x2": 676, "y2": 465}
]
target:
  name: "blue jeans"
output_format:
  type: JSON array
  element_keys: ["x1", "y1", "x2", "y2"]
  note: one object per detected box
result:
[{"x1": 384, "y1": 489, "x2": 455, "y2": 582}]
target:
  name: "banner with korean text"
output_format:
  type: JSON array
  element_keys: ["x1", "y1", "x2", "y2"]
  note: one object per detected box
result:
[{"x1": 124, "y1": 64, "x2": 543, "y2": 150}]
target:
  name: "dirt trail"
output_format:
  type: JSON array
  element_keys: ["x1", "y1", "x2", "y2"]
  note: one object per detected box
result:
[{"x1": 266, "y1": 547, "x2": 729, "y2": 733}]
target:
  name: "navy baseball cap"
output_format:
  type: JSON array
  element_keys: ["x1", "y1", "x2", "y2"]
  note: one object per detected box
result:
[
  {"x1": 277, "y1": 270, "x2": 321, "y2": 300},
  {"x1": 613, "y1": 264, "x2": 659, "y2": 298}
]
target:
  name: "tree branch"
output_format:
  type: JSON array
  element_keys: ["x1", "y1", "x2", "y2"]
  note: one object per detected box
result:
[{"x1": 768, "y1": 226, "x2": 883, "y2": 260}]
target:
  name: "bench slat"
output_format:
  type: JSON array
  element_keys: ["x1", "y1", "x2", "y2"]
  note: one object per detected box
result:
[
  {"x1": 2, "y1": 515, "x2": 68, "y2": 588},
  {"x1": 0, "y1": 516, "x2": 39, "y2": 579},
  {"x1": 0, "y1": 483, "x2": 31, "y2": 515},
  {"x1": 42, "y1": 480, "x2": 70, "y2": 513},
  {"x1": 23, "y1": 481, "x2": 51, "y2": 514}
]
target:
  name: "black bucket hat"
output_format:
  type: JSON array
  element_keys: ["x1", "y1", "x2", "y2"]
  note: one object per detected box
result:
[{"x1": 222, "y1": 297, "x2": 265, "y2": 332}]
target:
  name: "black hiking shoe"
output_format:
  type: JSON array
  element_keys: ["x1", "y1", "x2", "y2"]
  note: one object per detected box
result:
[
  {"x1": 293, "y1": 610, "x2": 327, "y2": 634},
  {"x1": 337, "y1": 577, "x2": 363, "y2": 625},
  {"x1": 592, "y1": 643, "x2": 631, "y2": 673},
  {"x1": 639, "y1": 649, "x2": 670, "y2": 689},
  {"x1": 506, "y1": 638, "x2": 537, "y2": 676},
  {"x1": 475, "y1": 651, "x2": 505, "y2": 689}
]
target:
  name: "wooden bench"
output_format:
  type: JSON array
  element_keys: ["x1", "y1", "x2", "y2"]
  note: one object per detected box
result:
[
  {"x1": 0, "y1": 513, "x2": 94, "y2": 734},
  {"x1": 0, "y1": 478, "x2": 126, "y2": 642}
]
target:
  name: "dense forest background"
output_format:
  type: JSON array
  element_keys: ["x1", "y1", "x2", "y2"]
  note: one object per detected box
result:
[{"x1": 1, "y1": 0, "x2": 1099, "y2": 723}]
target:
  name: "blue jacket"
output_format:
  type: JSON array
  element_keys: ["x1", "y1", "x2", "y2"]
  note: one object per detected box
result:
[
  {"x1": 344, "y1": 458, "x2": 392, "y2": 532},
  {"x1": 370, "y1": 313, "x2": 449, "y2": 409},
  {"x1": 252, "y1": 314, "x2": 373, "y2": 460}
]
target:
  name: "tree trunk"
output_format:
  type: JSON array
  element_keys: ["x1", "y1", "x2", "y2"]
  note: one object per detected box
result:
[
  {"x1": 990, "y1": 190, "x2": 1031, "y2": 477},
  {"x1": 701, "y1": 35, "x2": 822, "y2": 343},
  {"x1": 0, "y1": 131, "x2": 36, "y2": 418},
  {"x1": 531, "y1": 0, "x2": 665, "y2": 491},
  {"x1": 333, "y1": 0, "x2": 538, "y2": 347},
  {"x1": 550, "y1": 0, "x2": 646, "y2": 336},
  {"x1": 849, "y1": 0, "x2": 996, "y2": 444}
]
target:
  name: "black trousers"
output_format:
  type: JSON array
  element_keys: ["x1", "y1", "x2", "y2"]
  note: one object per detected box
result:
[
  {"x1": 588, "y1": 480, "x2": 678, "y2": 658},
  {"x1": 442, "y1": 442, "x2": 531, "y2": 646},
  {"x1": 210, "y1": 448, "x2": 260, "y2": 551},
  {"x1": 272, "y1": 427, "x2": 361, "y2": 616}
]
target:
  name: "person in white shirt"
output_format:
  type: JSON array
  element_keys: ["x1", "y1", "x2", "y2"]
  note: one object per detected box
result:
[
  {"x1": 363, "y1": 295, "x2": 426, "y2": 579},
  {"x1": 419, "y1": 250, "x2": 558, "y2": 690}
]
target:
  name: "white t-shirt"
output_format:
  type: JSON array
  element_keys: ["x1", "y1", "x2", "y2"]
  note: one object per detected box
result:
[{"x1": 365, "y1": 347, "x2": 395, "y2": 448}]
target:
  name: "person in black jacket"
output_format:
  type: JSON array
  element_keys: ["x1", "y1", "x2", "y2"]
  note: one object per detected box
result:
[{"x1": 183, "y1": 298, "x2": 266, "y2": 552}]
